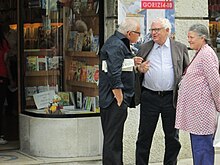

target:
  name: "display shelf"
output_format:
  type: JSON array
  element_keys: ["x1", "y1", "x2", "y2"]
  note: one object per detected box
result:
[
  {"x1": 22, "y1": 22, "x2": 63, "y2": 28},
  {"x1": 65, "y1": 51, "x2": 98, "y2": 58},
  {"x1": 77, "y1": 13, "x2": 99, "y2": 17},
  {"x1": 0, "y1": 8, "x2": 16, "y2": 12},
  {"x1": 66, "y1": 80, "x2": 98, "y2": 88},
  {"x1": 25, "y1": 108, "x2": 98, "y2": 115},
  {"x1": 24, "y1": 49, "x2": 54, "y2": 56},
  {"x1": 25, "y1": 70, "x2": 60, "y2": 77}
]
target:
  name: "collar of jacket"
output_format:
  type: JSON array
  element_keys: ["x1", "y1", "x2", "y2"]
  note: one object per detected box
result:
[{"x1": 114, "y1": 30, "x2": 130, "y2": 51}]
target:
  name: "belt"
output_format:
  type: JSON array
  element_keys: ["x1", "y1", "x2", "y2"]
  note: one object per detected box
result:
[{"x1": 143, "y1": 87, "x2": 173, "y2": 97}]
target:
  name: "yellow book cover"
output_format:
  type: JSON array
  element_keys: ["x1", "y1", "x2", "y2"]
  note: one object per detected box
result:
[
  {"x1": 57, "y1": 92, "x2": 70, "y2": 106},
  {"x1": 26, "y1": 56, "x2": 38, "y2": 71}
]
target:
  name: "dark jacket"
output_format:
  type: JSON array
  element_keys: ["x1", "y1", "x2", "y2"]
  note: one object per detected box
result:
[
  {"x1": 99, "y1": 31, "x2": 135, "y2": 108},
  {"x1": 135, "y1": 39, "x2": 189, "y2": 108}
]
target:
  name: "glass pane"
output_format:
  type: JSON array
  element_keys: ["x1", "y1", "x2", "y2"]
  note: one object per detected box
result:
[
  {"x1": 209, "y1": 0, "x2": 220, "y2": 52},
  {"x1": 23, "y1": 0, "x2": 63, "y2": 115},
  {"x1": 64, "y1": 0, "x2": 100, "y2": 113},
  {"x1": 23, "y1": 0, "x2": 100, "y2": 116}
]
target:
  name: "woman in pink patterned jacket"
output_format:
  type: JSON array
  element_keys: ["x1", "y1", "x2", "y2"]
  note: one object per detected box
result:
[{"x1": 175, "y1": 24, "x2": 220, "y2": 165}]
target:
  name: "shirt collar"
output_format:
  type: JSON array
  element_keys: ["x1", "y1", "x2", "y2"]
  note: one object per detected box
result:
[
  {"x1": 164, "y1": 37, "x2": 170, "y2": 48},
  {"x1": 154, "y1": 37, "x2": 170, "y2": 49}
]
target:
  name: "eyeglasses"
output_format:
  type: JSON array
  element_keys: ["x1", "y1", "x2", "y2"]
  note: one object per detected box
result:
[
  {"x1": 149, "y1": 28, "x2": 164, "y2": 33},
  {"x1": 131, "y1": 31, "x2": 141, "y2": 36}
]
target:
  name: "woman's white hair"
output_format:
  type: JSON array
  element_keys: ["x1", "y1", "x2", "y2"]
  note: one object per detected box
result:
[
  {"x1": 189, "y1": 24, "x2": 215, "y2": 49},
  {"x1": 117, "y1": 18, "x2": 139, "y2": 35},
  {"x1": 152, "y1": 18, "x2": 172, "y2": 35},
  {"x1": 189, "y1": 24, "x2": 211, "y2": 44}
]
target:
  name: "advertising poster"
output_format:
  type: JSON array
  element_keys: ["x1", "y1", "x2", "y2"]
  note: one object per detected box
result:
[{"x1": 118, "y1": 0, "x2": 175, "y2": 42}]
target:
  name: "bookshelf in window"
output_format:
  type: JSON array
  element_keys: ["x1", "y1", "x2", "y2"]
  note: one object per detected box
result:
[
  {"x1": 66, "y1": 80, "x2": 97, "y2": 88},
  {"x1": 24, "y1": 49, "x2": 54, "y2": 56},
  {"x1": 24, "y1": 49, "x2": 61, "y2": 108},
  {"x1": 64, "y1": 51, "x2": 99, "y2": 97},
  {"x1": 25, "y1": 70, "x2": 60, "y2": 77},
  {"x1": 65, "y1": 50, "x2": 98, "y2": 58}
]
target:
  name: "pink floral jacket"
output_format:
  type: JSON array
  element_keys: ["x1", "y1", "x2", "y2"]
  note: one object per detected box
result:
[{"x1": 175, "y1": 44, "x2": 220, "y2": 135}]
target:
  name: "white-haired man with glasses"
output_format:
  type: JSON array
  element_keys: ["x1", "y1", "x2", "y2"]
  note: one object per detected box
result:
[{"x1": 135, "y1": 18, "x2": 189, "y2": 165}]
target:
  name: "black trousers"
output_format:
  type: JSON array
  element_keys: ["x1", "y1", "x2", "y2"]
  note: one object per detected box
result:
[
  {"x1": 0, "y1": 77, "x2": 8, "y2": 135},
  {"x1": 100, "y1": 100, "x2": 128, "y2": 165},
  {"x1": 136, "y1": 88, "x2": 181, "y2": 165},
  {"x1": 6, "y1": 88, "x2": 18, "y2": 115}
]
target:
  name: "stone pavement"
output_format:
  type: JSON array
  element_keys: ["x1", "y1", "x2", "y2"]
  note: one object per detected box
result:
[
  {"x1": 0, "y1": 149, "x2": 220, "y2": 165},
  {"x1": 0, "y1": 150, "x2": 101, "y2": 165}
]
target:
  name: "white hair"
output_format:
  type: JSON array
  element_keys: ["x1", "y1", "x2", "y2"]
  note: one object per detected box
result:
[
  {"x1": 151, "y1": 18, "x2": 172, "y2": 35},
  {"x1": 189, "y1": 24, "x2": 214, "y2": 49},
  {"x1": 117, "y1": 18, "x2": 139, "y2": 35},
  {"x1": 189, "y1": 24, "x2": 211, "y2": 43}
]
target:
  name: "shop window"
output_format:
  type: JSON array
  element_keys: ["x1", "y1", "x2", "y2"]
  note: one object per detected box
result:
[
  {"x1": 20, "y1": 0, "x2": 101, "y2": 117},
  {"x1": 208, "y1": 0, "x2": 220, "y2": 51}
]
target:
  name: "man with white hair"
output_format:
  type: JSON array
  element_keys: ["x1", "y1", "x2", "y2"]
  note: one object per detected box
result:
[
  {"x1": 99, "y1": 18, "x2": 146, "y2": 165},
  {"x1": 135, "y1": 18, "x2": 189, "y2": 165}
]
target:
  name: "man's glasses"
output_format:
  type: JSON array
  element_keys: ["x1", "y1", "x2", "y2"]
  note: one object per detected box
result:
[
  {"x1": 131, "y1": 31, "x2": 141, "y2": 36},
  {"x1": 149, "y1": 28, "x2": 164, "y2": 33}
]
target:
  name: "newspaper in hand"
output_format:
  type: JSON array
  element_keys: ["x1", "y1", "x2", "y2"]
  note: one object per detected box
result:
[{"x1": 102, "y1": 59, "x2": 134, "y2": 72}]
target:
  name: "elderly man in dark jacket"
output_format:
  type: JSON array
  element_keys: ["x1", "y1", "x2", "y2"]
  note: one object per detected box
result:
[{"x1": 99, "y1": 18, "x2": 145, "y2": 165}]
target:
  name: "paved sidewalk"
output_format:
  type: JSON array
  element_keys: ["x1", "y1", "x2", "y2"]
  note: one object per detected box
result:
[
  {"x1": 0, "y1": 150, "x2": 101, "y2": 165},
  {"x1": 150, "y1": 148, "x2": 220, "y2": 165},
  {"x1": 0, "y1": 149, "x2": 220, "y2": 165}
]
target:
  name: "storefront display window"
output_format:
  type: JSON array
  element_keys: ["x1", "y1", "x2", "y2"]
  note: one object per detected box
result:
[
  {"x1": 21, "y1": 0, "x2": 101, "y2": 117},
  {"x1": 209, "y1": 0, "x2": 220, "y2": 51}
]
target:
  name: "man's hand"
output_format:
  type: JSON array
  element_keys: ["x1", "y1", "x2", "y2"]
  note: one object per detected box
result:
[
  {"x1": 133, "y1": 56, "x2": 144, "y2": 65},
  {"x1": 112, "y1": 89, "x2": 123, "y2": 107},
  {"x1": 137, "y1": 60, "x2": 150, "y2": 73}
]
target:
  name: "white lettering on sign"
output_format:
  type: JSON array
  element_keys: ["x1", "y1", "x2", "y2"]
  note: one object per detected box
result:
[{"x1": 141, "y1": 1, "x2": 174, "y2": 9}]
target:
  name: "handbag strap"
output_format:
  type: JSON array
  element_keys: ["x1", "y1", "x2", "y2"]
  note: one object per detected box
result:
[{"x1": 183, "y1": 49, "x2": 201, "y2": 76}]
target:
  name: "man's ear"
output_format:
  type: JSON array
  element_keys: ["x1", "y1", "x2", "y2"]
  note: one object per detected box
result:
[
  {"x1": 127, "y1": 31, "x2": 131, "y2": 36},
  {"x1": 126, "y1": 31, "x2": 131, "y2": 39}
]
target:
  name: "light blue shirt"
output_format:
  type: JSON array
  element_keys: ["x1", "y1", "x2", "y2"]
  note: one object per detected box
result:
[{"x1": 142, "y1": 38, "x2": 174, "y2": 91}]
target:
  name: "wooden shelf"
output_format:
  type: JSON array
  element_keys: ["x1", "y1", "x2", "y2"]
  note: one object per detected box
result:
[
  {"x1": 0, "y1": 8, "x2": 16, "y2": 12},
  {"x1": 65, "y1": 51, "x2": 98, "y2": 58},
  {"x1": 78, "y1": 14, "x2": 99, "y2": 17},
  {"x1": 26, "y1": 70, "x2": 60, "y2": 76},
  {"x1": 24, "y1": 49, "x2": 54, "y2": 56},
  {"x1": 67, "y1": 80, "x2": 98, "y2": 88}
]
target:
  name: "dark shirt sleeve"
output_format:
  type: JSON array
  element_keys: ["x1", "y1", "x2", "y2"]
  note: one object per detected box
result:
[{"x1": 106, "y1": 44, "x2": 125, "y2": 89}]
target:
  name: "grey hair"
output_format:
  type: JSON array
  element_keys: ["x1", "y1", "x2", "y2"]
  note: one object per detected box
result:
[
  {"x1": 188, "y1": 24, "x2": 211, "y2": 45},
  {"x1": 152, "y1": 18, "x2": 172, "y2": 35},
  {"x1": 117, "y1": 18, "x2": 139, "y2": 35}
]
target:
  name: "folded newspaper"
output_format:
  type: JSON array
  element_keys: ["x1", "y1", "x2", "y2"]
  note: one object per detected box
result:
[{"x1": 102, "y1": 59, "x2": 134, "y2": 72}]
